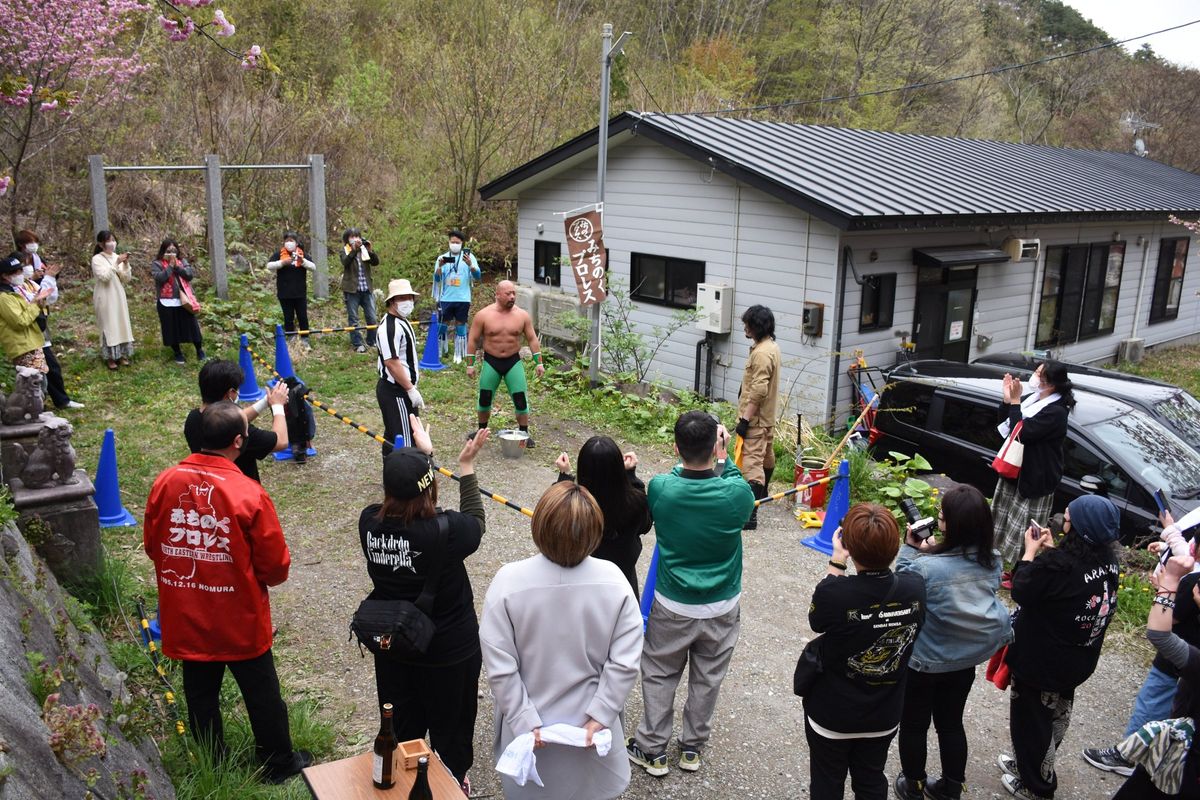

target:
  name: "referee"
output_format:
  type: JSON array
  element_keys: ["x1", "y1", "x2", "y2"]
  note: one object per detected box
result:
[{"x1": 376, "y1": 279, "x2": 424, "y2": 461}]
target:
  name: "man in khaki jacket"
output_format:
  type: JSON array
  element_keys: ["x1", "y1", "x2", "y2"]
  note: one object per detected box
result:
[{"x1": 735, "y1": 305, "x2": 781, "y2": 530}]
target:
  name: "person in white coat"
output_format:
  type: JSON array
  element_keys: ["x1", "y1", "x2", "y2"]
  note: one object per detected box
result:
[
  {"x1": 480, "y1": 481, "x2": 644, "y2": 800},
  {"x1": 90, "y1": 229, "x2": 135, "y2": 370}
]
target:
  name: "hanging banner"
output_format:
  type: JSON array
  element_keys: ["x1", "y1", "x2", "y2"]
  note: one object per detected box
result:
[{"x1": 563, "y1": 208, "x2": 608, "y2": 306}]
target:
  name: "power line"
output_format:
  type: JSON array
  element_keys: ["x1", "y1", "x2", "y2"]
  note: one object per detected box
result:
[{"x1": 691, "y1": 17, "x2": 1200, "y2": 117}]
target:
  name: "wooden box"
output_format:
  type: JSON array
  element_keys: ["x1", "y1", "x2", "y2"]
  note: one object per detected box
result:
[{"x1": 398, "y1": 739, "x2": 432, "y2": 770}]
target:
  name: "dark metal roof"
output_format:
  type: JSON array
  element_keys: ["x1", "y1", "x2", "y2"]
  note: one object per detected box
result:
[
  {"x1": 479, "y1": 112, "x2": 1200, "y2": 231},
  {"x1": 913, "y1": 245, "x2": 1010, "y2": 268}
]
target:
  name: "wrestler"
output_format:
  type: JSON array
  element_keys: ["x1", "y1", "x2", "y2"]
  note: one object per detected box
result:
[{"x1": 465, "y1": 281, "x2": 544, "y2": 447}]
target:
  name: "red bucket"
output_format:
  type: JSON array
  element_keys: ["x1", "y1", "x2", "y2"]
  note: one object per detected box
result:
[{"x1": 796, "y1": 461, "x2": 830, "y2": 510}]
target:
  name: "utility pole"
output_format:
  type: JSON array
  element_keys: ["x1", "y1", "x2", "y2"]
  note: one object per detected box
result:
[{"x1": 590, "y1": 23, "x2": 631, "y2": 387}]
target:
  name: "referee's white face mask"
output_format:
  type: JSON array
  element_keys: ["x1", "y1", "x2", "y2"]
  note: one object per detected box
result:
[{"x1": 396, "y1": 300, "x2": 414, "y2": 317}]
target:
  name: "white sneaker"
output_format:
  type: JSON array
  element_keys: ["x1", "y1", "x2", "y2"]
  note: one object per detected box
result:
[{"x1": 64, "y1": 400, "x2": 85, "y2": 409}]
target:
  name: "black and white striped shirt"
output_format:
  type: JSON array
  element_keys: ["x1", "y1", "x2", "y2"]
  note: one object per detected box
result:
[{"x1": 377, "y1": 312, "x2": 420, "y2": 386}]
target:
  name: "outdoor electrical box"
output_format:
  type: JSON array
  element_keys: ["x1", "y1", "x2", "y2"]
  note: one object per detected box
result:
[
  {"x1": 802, "y1": 301, "x2": 824, "y2": 337},
  {"x1": 1003, "y1": 238, "x2": 1041, "y2": 262},
  {"x1": 695, "y1": 283, "x2": 733, "y2": 334}
]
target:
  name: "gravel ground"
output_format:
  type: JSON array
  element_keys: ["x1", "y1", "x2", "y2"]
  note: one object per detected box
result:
[{"x1": 260, "y1": 409, "x2": 1142, "y2": 800}]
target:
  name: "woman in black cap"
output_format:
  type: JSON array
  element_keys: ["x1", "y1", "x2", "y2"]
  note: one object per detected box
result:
[
  {"x1": 358, "y1": 415, "x2": 489, "y2": 795},
  {"x1": 997, "y1": 494, "x2": 1121, "y2": 800}
]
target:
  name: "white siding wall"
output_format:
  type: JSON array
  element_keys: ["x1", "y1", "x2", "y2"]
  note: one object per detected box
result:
[
  {"x1": 514, "y1": 138, "x2": 841, "y2": 426},
  {"x1": 513, "y1": 137, "x2": 1200, "y2": 427}
]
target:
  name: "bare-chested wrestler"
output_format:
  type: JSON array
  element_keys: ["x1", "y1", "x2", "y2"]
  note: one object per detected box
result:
[{"x1": 465, "y1": 281, "x2": 544, "y2": 447}]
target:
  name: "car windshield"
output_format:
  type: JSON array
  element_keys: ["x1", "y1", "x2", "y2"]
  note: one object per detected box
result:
[
  {"x1": 1154, "y1": 391, "x2": 1200, "y2": 446},
  {"x1": 1089, "y1": 410, "x2": 1200, "y2": 497}
]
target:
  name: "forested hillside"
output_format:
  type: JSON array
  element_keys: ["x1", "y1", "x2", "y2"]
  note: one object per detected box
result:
[{"x1": 3, "y1": 0, "x2": 1199, "y2": 266}]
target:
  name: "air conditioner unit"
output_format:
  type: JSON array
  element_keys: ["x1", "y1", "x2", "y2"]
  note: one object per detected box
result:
[
  {"x1": 1002, "y1": 238, "x2": 1041, "y2": 262},
  {"x1": 695, "y1": 283, "x2": 733, "y2": 334},
  {"x1": 1116, "y1": 337, "x2": 1145, "y2": 365}
]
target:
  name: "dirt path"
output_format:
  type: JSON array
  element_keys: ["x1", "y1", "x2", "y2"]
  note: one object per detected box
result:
[{"x1": 260, "y1": 404, "x2": 1141, "y2": 799}]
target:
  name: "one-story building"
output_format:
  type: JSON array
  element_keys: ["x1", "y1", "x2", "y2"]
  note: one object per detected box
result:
[{"x1": 479, "y1": 112, "x2": 1200, "y2": 427}]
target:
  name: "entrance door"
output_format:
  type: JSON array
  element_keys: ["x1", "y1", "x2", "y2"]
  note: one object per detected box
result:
[{"x1": 913, "y1": 266, "x2": 976, "y2": 361}]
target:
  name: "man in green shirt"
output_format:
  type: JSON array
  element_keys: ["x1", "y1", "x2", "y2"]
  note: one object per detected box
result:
[{"x1": 627, "y1": 411, "x2": 755, "y2": 777}]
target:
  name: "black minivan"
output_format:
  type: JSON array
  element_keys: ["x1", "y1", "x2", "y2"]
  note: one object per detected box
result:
[
  {"x1": 973, "y1": 352, "x2": 1200, "y2": 454},
  {"x1": 872, "y1": 360, "x2": 1200, "y2": 544}
]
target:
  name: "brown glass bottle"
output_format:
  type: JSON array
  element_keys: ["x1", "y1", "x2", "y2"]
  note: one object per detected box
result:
[
  {"x1": 407, "y1": 756, "x2": 432, "y2": 800},
  {"x1": 372, "y1": 703, "x2": 396, "y2": 789}
]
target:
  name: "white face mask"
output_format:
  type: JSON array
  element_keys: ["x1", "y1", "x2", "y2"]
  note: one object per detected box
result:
[
  {"x1": 8, "y1": 272, "x2": 25, "y2": 286},
  {"x1": 1027, "y1": 374, "x2": 1042, "y2": 393},
  {"x1": 284, "y1": 241, "x2": 297, "y2": 252},
  {"x1": 396, "y1": 300, "x2": 414, "y2": 317},
  {"x1": 448, "y1": 242, "x2": 462, "y2": 255},
  {"x1": 22, "y1": 265, "x2": 34, "y2": 280},
  {"x1": 104, "y1": 241, "x2": 117, "y2": 253},
  {"x1": 24, "y1": 243, "x2": 38, "y2": 254},
  {"x1": 350, "y1": 237, "x2": 361, "y2": 247}
]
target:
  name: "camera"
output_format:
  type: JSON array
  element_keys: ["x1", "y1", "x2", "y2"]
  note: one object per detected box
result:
[{"x1": 899, "y1": 498, "x2": 936, "y2": 540}]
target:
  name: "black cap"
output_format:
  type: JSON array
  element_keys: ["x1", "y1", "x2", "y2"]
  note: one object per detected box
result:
[
  {"x1": 383, "y1": 447, "x2": 436, "y2": 499},
  {"x1": 0, "y1": 253, "x2": 23, "y2": 274}
]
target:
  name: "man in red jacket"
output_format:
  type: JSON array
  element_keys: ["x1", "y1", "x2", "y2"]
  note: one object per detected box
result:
[{"x1": 144, "y1": 401, "x2": 312, "y2": 783}]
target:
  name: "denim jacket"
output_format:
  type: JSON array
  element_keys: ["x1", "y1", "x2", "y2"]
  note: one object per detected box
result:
[{"x1": 895, "y1": 544, "x2": 1013, "y2": 673}]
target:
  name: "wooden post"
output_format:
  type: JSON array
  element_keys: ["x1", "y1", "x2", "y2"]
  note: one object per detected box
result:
[
  {"x1": 308, "y1": 154, "x2": 328, "y2": 299},
  {"x1": 204, "y1": 155, "x2": 228, "y2": 300},
  {"x1": 87, "y1": 155, "x2": 109, "y2": 236}
]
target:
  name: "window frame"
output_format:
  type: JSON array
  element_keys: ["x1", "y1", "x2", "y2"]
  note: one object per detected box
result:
[
  {"x1": 859, "y1": 273, "x2": 897, "y2": 332},
  {"x1": 630, "y1": 252, "x2": 705, "y2": 309},
  {"x1": 1035, "y1": 242, "x2": 1125, "y2": 348},
  {"x1": 532, "y1": 239, "x2": 562, "y2": 288},
  {"x1": 1149, "y1": 237, "x2": 1190, "y2": 324}
]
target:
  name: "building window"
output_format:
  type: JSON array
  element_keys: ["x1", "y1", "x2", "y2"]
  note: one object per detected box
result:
[
  {"x1": 1149, "y1": 238, "x2": 1189, "y2": 324},
  {"x1": 1035, "y1": 242, "x2": 1124, "y2": 347},
  {"x1": 532, "y1": 240, "x2": 561, "y2": 287},
  {"x1": 630, "y1": 253, "x2": 704, "y2": 308},
  {"x1": 859, "y1": 273, "x2": 896, "y2": 331}
]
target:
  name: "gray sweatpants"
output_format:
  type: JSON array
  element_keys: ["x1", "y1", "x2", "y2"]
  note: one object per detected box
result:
[{"x1": 635, "y1": 599, "x2": 741, "y2": 753}]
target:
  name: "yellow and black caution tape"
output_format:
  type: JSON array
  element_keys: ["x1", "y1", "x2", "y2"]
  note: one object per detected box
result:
[
  {"x1": 242, "y1": 340, "x2": 535, "y2": 518},
  {"x1": 135, "y1": 598, "x2": 187, "y2": 738},
  {"x1": 754, "y1": 473, "x2": 837, "y2": 508}
]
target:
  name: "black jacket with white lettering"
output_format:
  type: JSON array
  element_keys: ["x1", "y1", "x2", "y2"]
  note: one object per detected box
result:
[
  {"x1": 1005, "y1": 535, "x2": 1119, "y2": 693},
  {"x1": 804, "y1": 569, "x2": 926, "y2": 734},
  {"x1": 358, "y1": 473, "x2": 485, "y2": 665}
]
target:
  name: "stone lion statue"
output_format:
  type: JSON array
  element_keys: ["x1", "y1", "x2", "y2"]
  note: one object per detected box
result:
[{"x1": 13, "y1": 417, "x2": 78, "y2": 489}]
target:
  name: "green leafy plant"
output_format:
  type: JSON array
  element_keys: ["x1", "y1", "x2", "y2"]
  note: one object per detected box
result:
[
  {"x1": 848, "y1": 448, "x2": 937, "y2": 524},
  {"x1": 25, "y1": 652, "x2": 63, "y2": 707}
]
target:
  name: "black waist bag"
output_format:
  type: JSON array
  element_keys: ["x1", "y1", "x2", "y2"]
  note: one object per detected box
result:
[{"x1": 350, "y1": 515, "x2": 448, "y2": 660}]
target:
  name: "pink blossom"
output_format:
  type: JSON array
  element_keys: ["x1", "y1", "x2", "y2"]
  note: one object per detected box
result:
[
  {"x1": 167, "y1": 17, "x2": 195, "y2": 42},
  {"x1": 241, "y1": 44, "x2": 262, "y2": 70},
  {"x1": 39, "y1": 100, "x2": 58, "y2": 112},
  {"x1": 212, "y1": 9, "x2": 235, "y2": 37},
  {"x1": 158, "y1": 14, "x2": 177, "y2": 32},
  {"x1": 0, "y1": 176, "x2": 10, "y2": 196}
]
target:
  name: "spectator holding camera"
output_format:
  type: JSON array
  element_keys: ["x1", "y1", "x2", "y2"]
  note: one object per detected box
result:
[
  {"x1": 998, "y1": 495, "x2": 1120, "y2": 799},
  {"x1": 339, "y1": 227, "x2": 379, "y2": 353},
  {"x1": 13, "y1": 230, "x2": 80, "y2": 409},
  {"x1": 802, "y1": 503, "x2": 925, "y2": 799},
  {"x1": 267, "y1": 231, "x2": 315, "y2": 350},
  {"x1": 626, "y1": 411, "x2": 754, "y2": 777},
  {"x1": 893, "y1": 486, "x2": 1012, "y2": 800},
  {"x1": 432, "y1": 229, "x2": 481, "y2": 364},
  {"x1": 183, "y1": 359, "x2": 289, "y2": 484},
  {"x1": 152, "y1": 238, "x2": 205, "y2": 365},
  {"x1": 1112, "y1": 526, "x2": 1200, "y2": 799}
]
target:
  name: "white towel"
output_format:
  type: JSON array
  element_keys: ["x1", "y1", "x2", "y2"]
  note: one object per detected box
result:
[
  {"x1": 495, "y1": 723, "x2": 613, "y2": 787},
  {"x1": 997, "y1": 391, "x2": 1061, "y2": 439}
]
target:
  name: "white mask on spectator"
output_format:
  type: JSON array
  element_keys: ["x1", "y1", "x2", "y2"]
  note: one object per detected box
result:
[
  {"x1": 350, "y1": 237, "x2": 361, "y2": 247},
  {"x1": 104, "y1": 241, "x2": 117, "y2": 253},
  {"x1": 8, "y1": 272, "x2": 24, "y2": 286},
  {"x1": 22, "y1": 265, "x2": 34, "y2": 279},
  {"x1": 396, "y1": 300, "x2": 414, "y2": 317},
  {"x1": 448, "y1": 242, "x2": 462, "y2": 255},
  {"x1": 284, "y1": 240, "x2": 297, "y2": 252},
  {"x1": 1027, "y1": 374, "x2": 1042, "y2": 393},
  {"x1": 24, "y1": 243, "x2": 38, "y2": 254}
]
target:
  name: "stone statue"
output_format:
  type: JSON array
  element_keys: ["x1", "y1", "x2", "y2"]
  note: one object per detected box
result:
[
  {"x1": 13, "y1": 417, "x2": 78, "y2": 489},
  {"x1": 2, "y1": 366, "x2": 45, "y2": 425}
]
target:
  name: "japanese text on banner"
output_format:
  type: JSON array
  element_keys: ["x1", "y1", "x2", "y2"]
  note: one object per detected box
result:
[{"x1": 563, "y1": 209, "x2": 608, "y2": 306}]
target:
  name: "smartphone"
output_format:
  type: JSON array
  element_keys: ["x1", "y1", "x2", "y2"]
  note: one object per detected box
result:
[
  {"x1": 1029, "y1": 517, "x2": 1042, "y2": 534},
  {"x1": 1154, "y1": 488, "x2": 1170, "y2": 517}
]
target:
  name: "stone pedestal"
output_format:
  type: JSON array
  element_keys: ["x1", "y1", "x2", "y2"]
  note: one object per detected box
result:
[
  {"x1": 12, "y1": 471, "x2": 101, "y2": 580},
  {"x1": 0, "y1": 416, "x2": 51, "y2": 482}
]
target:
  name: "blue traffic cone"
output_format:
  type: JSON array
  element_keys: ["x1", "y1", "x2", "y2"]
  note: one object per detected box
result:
[
  {"x1": 95, "y1": 428, "x2": 136, "y2": 527},
  {"x1": 237, "y1": 334, "x2": 266, "y2": 402},
  {"x1": 419, "y1": 309, "x2": 447, "y2": 371},
  {"x1": 274, "y1": 324, "x2": 297, "y2": 380},
  {"x1": 639, "y1": 546, "x2": 659, "y2": 632},
  {"x1": 802, "y1": 459, "x2": 850, "y2": 555}
]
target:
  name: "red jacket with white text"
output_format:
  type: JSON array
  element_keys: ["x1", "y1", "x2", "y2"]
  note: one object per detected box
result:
[{"x1": 143, "y1": 453, "x2": 290, "y2": 661}]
